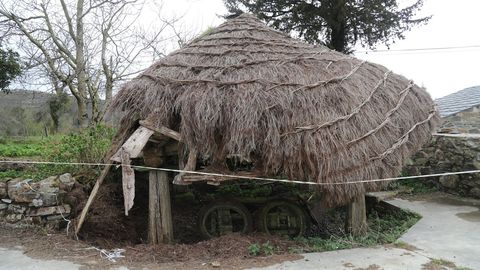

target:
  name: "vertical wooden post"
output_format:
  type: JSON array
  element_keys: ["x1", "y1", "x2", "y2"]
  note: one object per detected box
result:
[
  {"x1": 148, "y1": 170, "x2": 162, "y2": 244},
  {"x1": 148, "y1": 170, "x2": 174, "y2": 244},
  {"x1": 158, "y1": 171, "x2": 174, "y2": 243},
  {"x1": 346, "y1": 194, "x2": 368, "y2": 236}
]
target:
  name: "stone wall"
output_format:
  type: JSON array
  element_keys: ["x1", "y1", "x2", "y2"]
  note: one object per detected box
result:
[
  {"x1": 405, "y1": 136, "x2": 480, "y2": 198},
  {"x1": 439, "y1": 105, "x2": 480, "y2": 134},
  {"x1": 0, "y1": 173, "x2": 83, "y2": 227}
]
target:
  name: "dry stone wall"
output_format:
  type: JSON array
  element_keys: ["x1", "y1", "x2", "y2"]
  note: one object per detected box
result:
[
  {"x1": 440, "y1": 105, "x2": 480, "y2": 134},
  {"x1": 0, "y1": 173, "x2": 80, "y2": 227},
  {"x1": 405, "y1": 106, "x2": 480, "y2": 198}
]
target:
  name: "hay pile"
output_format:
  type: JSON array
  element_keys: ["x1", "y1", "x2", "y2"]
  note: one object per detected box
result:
[{"x1": 110, "y1": 14, "x2": 438, "y2": 205}]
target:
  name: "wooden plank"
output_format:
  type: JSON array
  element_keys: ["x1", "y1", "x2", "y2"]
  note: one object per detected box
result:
[
  {"x1": 139, "y1": 120, "x2": 182, "y2": 142},
  {"x1": 75, "y1": 162, "x2": 112, "y2": 235},
  {"x1": 158, "y1": 170, "x2": 174, "y2": 243},
  {"x1": 110, "y1": 126, "x2": 154, "y2": 162},
  {"x1": 121, "y1": 149, "x2": 135, "y2": 216},
  {"x1": 180, "y1": 170, "x2": 261, "y2": 184},
  {"x1": 345, "y1": 194, "x2": 368, "y2": 236},
  {"x1": 173, "y1": 148, "x2": 197, "y2": 185},
  {"x1": 148, "y1": 171, "x2": 162, "y2": 244}
]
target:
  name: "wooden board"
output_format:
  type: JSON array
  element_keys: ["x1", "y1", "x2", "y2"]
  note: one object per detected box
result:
[
  {"x1": 110, "y1": 126, "x2": 154, "y2": 162},
  {"x1": 121, "y1": 149, "x2": 135, "y2": 216}
]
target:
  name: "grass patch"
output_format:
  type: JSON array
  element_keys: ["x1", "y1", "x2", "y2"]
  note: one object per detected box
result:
[
  {"x1": 296, "y1": 206, "x2": 421, "y2": 253},
  {"x1": 0, "y1": 143, "x2": 43, "y2": 157},
  {"x1": 430, "y1": 258, "x2": 456, "y2": 268},
  {"x1": 397, "y1": 179, "x2": 438, "y2": 194},
  {"x1": 422, "y1": 258, "x2": 472, "y2": 270}
]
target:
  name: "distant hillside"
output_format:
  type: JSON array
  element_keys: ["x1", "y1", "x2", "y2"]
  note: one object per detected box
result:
[
  {"x1": 0, "y1": 90, "x2": 53, "y2": 109},
  {"x1": 0, "y1": 90, "x2": 77, "y2": 136}
]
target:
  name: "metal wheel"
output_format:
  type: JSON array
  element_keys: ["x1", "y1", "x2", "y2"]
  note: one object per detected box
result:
[
  {"x1": 198, "y1": 201, "x2": 253, "y2": 239},
  {"x1": 255, "y1": 200, "x2": 309, "y2": 238}
]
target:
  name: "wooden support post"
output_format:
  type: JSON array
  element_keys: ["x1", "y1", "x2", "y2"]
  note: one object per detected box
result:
[
  {"x1": 148, "y1": 170, "x2": 162, "y2": 244},
  {"x1": 148, "y1": 170, "x2": 174, "y2": 244},
  {"x1": 158, "y1": 171, "x2": 174, "y2": 243},
  {"x1": 346, "y1": 194, "x2": 368, "y2": 236}
]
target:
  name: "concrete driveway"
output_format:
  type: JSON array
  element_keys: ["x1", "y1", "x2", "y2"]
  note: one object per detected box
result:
[
  {"x1": 0, "y1": 247, "x2": 81, "y2": 270},
  {"x1": 251, "y1": 195, "x2": 480, "y2": 270}
]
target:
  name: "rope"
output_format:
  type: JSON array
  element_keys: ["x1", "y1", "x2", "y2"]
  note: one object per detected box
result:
[{"x1": 0, "y1": 160, "x2": 479, "y2": 186}]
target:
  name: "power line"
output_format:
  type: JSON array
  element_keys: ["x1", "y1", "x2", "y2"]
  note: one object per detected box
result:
[
  {"x1": 0, "y1": 160, "x2": 479, "y2": 186},
  {"x1": 356, "y1": 44, "x2": 480, "y2": 54}
]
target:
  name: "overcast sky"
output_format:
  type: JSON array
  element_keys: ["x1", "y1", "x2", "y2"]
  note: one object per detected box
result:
[{"x1": 159, "y1": 0, "x2": 480, "y2": 99}]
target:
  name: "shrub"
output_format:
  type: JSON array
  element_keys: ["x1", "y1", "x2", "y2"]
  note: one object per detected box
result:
[{"x1": 49, "y1": 124, "x2": 115, "y2": 164}]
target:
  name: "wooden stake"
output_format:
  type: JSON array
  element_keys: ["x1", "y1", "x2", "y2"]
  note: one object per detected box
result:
[
  {"x1": 75, "y1": 162, "x2": 112, "y2": 235},
  {"x1": 346, "y1": 194, "x2": 368, "y2": 236}
]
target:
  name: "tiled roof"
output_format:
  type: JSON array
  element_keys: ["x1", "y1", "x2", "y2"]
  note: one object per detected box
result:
[{"x1": 435, "y1": 86, "x2": 480, "y2": 117}]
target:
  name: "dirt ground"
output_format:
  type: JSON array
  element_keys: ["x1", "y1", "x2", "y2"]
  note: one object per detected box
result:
[
  {"x1": 0, "y1": 223, "x2": 302, "y2": 269},
  {"x1": 0, "y1": 177, "x2": 430, "y2": 269},
  {"x1": 0, "y1": 175, "x2": 305, "y2": 269}
]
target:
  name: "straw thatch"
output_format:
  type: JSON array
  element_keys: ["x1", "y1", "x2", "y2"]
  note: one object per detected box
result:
[{"x1": 109, "y1": 14, "x2": 439, "y2": 206}]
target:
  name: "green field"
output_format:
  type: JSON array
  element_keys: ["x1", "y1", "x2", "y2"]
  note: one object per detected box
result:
[{"x1": 0, "y1": 125, "x2": 114, "y2": 182}]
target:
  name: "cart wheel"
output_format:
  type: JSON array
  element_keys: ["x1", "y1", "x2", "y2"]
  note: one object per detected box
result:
[
  {"x1": 198, "y1": 201, "x2": 253, "y2": 239},
  {"x1": 255, "y1": 200, "x2": 309, "y2": 238}
]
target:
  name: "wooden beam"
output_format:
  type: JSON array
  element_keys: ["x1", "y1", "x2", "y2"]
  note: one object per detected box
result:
[
  {"x1": 148, "y1": 170, "x2": 162, "y2": 244},
  {"x1": 346, "y1": 194, "x2": 368, "y2": 236},
  {"x1": 110, "y1": 126, "x2": 154, "y2": 162},
  {"x1": 180, "y1": 170, "x2": 261, "y2": 184},
  {"x1": 75, "y1": 162, "x2": 112, "y2": 235},
  {"x1": 139, "y1": 120, "x2": 182, "y2": 142}
]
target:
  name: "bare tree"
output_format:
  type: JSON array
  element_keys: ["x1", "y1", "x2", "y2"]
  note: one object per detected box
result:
[{"x1": 0, "y1": 0, "x2": 178, "y2": 128}]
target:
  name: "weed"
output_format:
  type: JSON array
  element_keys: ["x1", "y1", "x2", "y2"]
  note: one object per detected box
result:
[
  {"x1": 262, "y1": 242, "x2": 274, "y2": 256},
  {"x1": 430, "y1": 258, "x2": 456, "y2": 268},
  {"x1": 248, "y1": 243, "x2": 261, "y2": 256},
  {"x1": 248, "y1": 242, "x2": 277, "y2": 256},
  {"x1": 297, "y1": 208, "x2": 421, "y2": 252}
]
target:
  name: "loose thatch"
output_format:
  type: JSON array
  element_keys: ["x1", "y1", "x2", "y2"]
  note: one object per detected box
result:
[{"x1": 109, "y1": 14, "x2": 439, "y2": 206}]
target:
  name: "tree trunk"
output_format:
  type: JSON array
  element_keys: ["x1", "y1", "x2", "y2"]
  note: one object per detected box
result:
[
  {"x1": 75, "y1": 0, "x2": 88, "y2": 128},
  {"x1": 328, "y1": 0, "x2": 348, "y2": 53},
  {"x1": 76, "y1": 96, "x2": 88, "y2": 128}
]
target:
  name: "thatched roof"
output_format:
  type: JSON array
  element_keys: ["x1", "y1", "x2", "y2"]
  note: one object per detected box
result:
[{"x1": 110, "y1": 14, "x2": 439, "y2": 205}]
